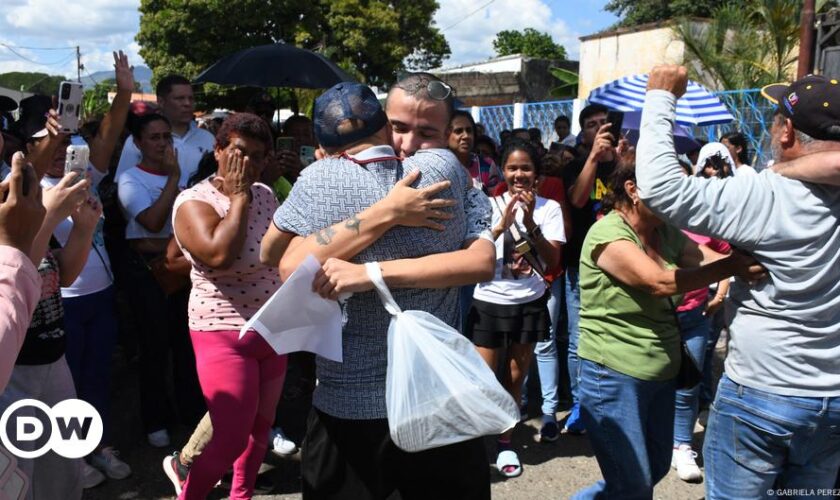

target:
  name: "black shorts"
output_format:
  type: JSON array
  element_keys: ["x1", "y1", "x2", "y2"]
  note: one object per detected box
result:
[
  {"x1": 301, "y1": 408, "x2": 490, "y2": 500},
  {"x1": 465, "y1": 294, "x2": 550, "y2": 348}
]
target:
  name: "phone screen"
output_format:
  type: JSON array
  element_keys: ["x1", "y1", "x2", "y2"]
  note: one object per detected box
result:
[
  {"x1": 275, "y1": 136, "x2": 294, "y2": 152},
  {"x1": 606, "y1": 111, "x2": 624, "y2": 146}
]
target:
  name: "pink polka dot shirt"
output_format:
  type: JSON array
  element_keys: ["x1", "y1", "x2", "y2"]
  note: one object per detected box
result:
[{"x1": 173, "y1": 180, "x2": 280, "y2": 332}]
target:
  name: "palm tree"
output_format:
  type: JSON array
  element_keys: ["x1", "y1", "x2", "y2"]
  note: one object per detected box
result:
[{"x1": 675, "y1": 0, "x2": 801, "y2": 90}]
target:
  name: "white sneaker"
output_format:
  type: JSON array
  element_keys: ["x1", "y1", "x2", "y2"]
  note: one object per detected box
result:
[
  {"x1": 671, "y1": 444, "x2": 703, "y2": 483},
  {"x1": 90, "y1": 447, "x2": 132, "y2": 480},
  {"x1": 147, "y1": 429, "x2": 170, "y2": 448},
  {"x1": 82, "y1": 461, "x2": 106, "y2": 489},
  {"x1": 270, "y1": 427, "x2": 297, "y2": 456}
]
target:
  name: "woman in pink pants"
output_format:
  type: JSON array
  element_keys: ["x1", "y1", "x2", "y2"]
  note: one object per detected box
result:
[{"x1": 172, "y1": 113, "x2": 286, "y2": 499}]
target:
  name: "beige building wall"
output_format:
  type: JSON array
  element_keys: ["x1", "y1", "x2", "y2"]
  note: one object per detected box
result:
[{"x1": 577, "y1": 24, "x2": 693, "y2": 100}]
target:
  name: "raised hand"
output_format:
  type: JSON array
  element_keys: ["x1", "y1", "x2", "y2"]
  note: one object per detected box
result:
[
  {"x1": 382, "y1": 169, "x2": 455, "y2": 231},
  {"x1": 517, "y1": 190, "x2": 537, "y2": 231},
  {"x1": 647, "y1": 65, "x2": 689, "y2": 99},
  {"x1": 71, "y1": 196, "x2": 103, "y2": 234},
  {"x1": 0, "y1": 153, "x2": 46, "y2": 258},
  {"x1": 589, "y1": 123, "x2": 616, "y2": 163},
  {"x1": 113, "y1": 50, "x2": 135, "y2": 93},
  {"x1": 42, "y1": 171, "x2": 90, "y2": 220}
]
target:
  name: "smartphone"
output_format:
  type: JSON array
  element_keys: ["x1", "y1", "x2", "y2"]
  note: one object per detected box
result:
[
  {"x1": 64, "y1": 144, "x2": 90, "y2": 185},
  {"x1": 606, "y1": 110, "x2": 624, "y2": 147},
  {"x1": 300, "y1": 145, "x2": 316, "y2": 166},
  {"x1": 275, "y1": 136, "x2": 294, "y2": 152},
  {"x1": 57, "y1": 81, "x2": 84, "y2": 134}
]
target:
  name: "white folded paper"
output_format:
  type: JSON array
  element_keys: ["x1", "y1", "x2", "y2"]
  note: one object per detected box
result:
[{"x1": 240, "y1": 254, "x2": 343, "y2": 362}]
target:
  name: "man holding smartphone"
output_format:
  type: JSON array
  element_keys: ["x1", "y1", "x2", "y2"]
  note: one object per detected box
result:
[
  {"x1": 561, "y1": 102, "x2": 621, "y2": 435},
  {"x1": 115, "y1": 75, "x2": 214, "y2": 188}
]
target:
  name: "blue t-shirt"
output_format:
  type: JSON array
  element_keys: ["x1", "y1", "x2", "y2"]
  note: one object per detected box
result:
[{"x1": 273, "y1": 147, "x2": 486, "y2": 419}]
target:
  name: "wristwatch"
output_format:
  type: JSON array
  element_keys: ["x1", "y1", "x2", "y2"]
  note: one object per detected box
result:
[{"x1": 529, "y1": 226, "x2": 543, "y2": 240}]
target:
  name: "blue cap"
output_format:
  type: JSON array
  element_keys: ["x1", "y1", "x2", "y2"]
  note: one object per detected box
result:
[{"x1": 314, "y1": 82, "x2": 388, "y2": 148}]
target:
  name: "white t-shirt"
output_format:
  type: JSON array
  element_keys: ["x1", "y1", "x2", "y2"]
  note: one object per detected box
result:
[
  {"x1": 39, "y1": 164, "x2": 112, "y2": 297},
  {"x1": 473, "y1": 194, "x2": 566, "y2": 305},
  {"x1": 118, "y1": 167, "x2": 174, "y2": 239},
  {"x1": 735, "y1": 164, "x2": 757, "y2": 176},
  {"x1": 115, "y1": 121, "x2": 214, "y2": 188}
]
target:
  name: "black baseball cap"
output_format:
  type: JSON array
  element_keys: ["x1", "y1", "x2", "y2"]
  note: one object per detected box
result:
[{"x1": 761, "y1": 75, "x2": 840, "y2": 141}]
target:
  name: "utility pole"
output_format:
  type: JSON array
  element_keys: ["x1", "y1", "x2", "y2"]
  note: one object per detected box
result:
[
  {"x1": 798, "y1": 0, "x2": 816, "y2": 78},
  {"x1": 76, "y1": 46, "x2": 82, "y2": 82}
]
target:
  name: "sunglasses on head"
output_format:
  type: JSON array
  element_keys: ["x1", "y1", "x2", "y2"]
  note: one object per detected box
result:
[{"x1": 397, "y1": 78, "x2": 454, "y2": 101}]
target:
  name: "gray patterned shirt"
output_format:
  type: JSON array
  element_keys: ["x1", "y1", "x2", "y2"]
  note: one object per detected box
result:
[{"x1": 273, "y1": 146, "x2": 490, "y2": 419}]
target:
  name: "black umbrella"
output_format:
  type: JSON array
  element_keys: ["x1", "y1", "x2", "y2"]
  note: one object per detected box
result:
[{"x1": 193, "y1": 43, "x2": 356, "y2": 89}]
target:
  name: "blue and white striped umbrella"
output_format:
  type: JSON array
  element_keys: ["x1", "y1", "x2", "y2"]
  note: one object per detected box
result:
[{"x1": 587, "y1": 74, "x2": 734, "y2": 126}]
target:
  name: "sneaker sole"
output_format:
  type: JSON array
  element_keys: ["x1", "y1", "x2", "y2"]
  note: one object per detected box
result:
[{"x1": 162, "y1": 456, "x2": 184, "y2": 496}]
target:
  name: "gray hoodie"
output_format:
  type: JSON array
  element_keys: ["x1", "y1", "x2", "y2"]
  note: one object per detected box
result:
[{"x1": 637, "y1": 90, "x2": 840, "y2": 397}]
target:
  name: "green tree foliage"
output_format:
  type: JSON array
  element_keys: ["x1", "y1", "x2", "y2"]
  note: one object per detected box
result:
[
  {"x1": 492, "y1": 28, "x2": 567, "y2": 60},
  {"x1": 604, "y1": 0, "x2": 737, "y2": 27},
  {"x1": 676, "y1": 0, "x2": 801, "y2": 90},
  {"x1": 137, "y1": 0, "x2": 450, "y2": 94},
  {"x1": 0, "y1": 72, "x2": 66, "y2": 95},
  {"x1": 549, "y1": 67, "x2": 578, "y2": 98}
]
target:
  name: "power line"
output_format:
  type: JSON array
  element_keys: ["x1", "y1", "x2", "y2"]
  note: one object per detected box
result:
[
  {"x1": 0, "y1": 43, "x2": 75, "y2": 66},
  {"x1": 0, "y1": 42, "x2": 76, "y2": 51},
  {"x1": 441, "y1": 0, "x2": 497, "y2": 32}
]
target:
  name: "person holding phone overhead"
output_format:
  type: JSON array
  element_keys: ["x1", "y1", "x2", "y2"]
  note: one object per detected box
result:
[
  {"x1": 561, "y1": 103, "x2": 621, "y2": 435},
  {"x1": 15, "y1": 51, "x2": 136, "y2": 487}
]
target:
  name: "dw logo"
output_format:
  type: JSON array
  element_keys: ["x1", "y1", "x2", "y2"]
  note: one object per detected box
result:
[{"x1": 0, "y1": 399, "x2": 102, "y2": 459}]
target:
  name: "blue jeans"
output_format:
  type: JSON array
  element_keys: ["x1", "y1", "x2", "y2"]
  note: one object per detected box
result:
[
  {"x1": 522, "y1": 278, "x2": 562, "y2": 416},
  {"x1": 573, "y1": 359, "x2": 676, "y2": 500},
  {"x1": 63, "y1": 285, "x2": 119, "y2": 444},
  {"x1": 673, "y1": 305, "x2": 710, "y2": 445},
  {"x1": 704, "y1": 375, "x2": 840, "y2": 500},
  {"x1": 565, "y1": 268, "x2": 581, "y2": 404}
]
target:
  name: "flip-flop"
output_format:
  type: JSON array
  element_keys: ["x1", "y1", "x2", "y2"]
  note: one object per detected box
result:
[{"x1": 496, "y1": 450, "x2": 522, "y2": 478}]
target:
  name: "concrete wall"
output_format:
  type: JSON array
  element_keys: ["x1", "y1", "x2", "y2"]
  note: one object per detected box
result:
[
  {"x1": 577, "y1": 24, "x2": 689, "y2": 99},
  {"x1": 436, "y1": 58, "x2": 578, "y2": 106}
]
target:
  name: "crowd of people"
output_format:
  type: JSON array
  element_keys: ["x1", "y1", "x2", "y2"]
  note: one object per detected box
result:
[{"x1": 0, "y1": 47, "x2": 838, "y2": 500}]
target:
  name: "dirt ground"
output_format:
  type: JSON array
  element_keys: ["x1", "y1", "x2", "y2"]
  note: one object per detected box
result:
[{"x1": 82, "y1": 344, "x2": 716, "y2": 500}]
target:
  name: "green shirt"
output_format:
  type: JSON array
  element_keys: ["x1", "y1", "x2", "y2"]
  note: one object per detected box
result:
[
  {"x1": 577, "y1": 211, "x2": 686, "y2": 381},
  {"x1": 272, "y1": 176, "x2": 294, "y2": 204}
]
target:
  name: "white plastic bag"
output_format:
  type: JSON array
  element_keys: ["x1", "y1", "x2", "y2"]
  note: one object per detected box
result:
[{"x1": 365, "y1": 262, "x2": 519, "y2": 452}]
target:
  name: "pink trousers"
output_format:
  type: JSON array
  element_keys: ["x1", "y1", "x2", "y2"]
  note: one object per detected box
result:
[{"x1": 180, "y1": 330, "x2": 287, "y2": 500}]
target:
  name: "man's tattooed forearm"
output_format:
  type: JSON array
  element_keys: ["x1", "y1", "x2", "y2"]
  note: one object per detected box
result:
[
  {"x1": 345, "y1": 215, "x2": 362, "y2": 235},
  {"x1": 315, "y1": 226, "x2": 336, "y2": 245}
]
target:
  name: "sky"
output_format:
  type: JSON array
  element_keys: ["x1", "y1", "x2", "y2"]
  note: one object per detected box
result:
[{"x1": 0, "y1": 0, "x2": 619, "y2": 79}]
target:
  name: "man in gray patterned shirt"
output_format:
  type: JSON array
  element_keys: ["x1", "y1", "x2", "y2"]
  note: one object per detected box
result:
[{"x1": 262, "y1": 77, "x2": 494, "y2": 499}]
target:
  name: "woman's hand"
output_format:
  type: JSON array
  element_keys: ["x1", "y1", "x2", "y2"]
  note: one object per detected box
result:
[
  {"x1": 70, "y1": 197, "x2": 102, "y2": 234},
  {"x1": 43, "y1": 172, "x2": 89, "y2": 220},
  {"x1": 725, "y1": 249, "x2": 768, "y2": 284},
  {"x1": 704, "y1": 294, "x2": 724, "y2": 316},
  {"x1": 493, "y1": 193, "x2": 520, "y2": 238},
  {"x1": 311, "y1": 257, "x2": 373, "y2": 300},
  {"x1": 518, "y1": 190, "x2": 537, "y2": 232},
  {"x1": 162, "y1": 145, "x2": 180, "y2": 180},
  {"x1": 381, "y1": 170, "x2": 455, "y2": 231},
  {"x1": 222, "y1": 149, "x2": 256, "y2": 198}
]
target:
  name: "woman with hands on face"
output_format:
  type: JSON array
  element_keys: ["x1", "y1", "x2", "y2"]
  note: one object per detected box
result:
[
  {"x1": 466, "y1": 139, "x2": 565, "y2": 479},
  {"x1": 171, "y1": 113, "x2": 286, "y2": 500}
]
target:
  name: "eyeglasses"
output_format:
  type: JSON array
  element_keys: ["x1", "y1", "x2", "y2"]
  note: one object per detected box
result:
[{"x1": 395, "y1": 77, "x2": 454, "y2": 101}]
